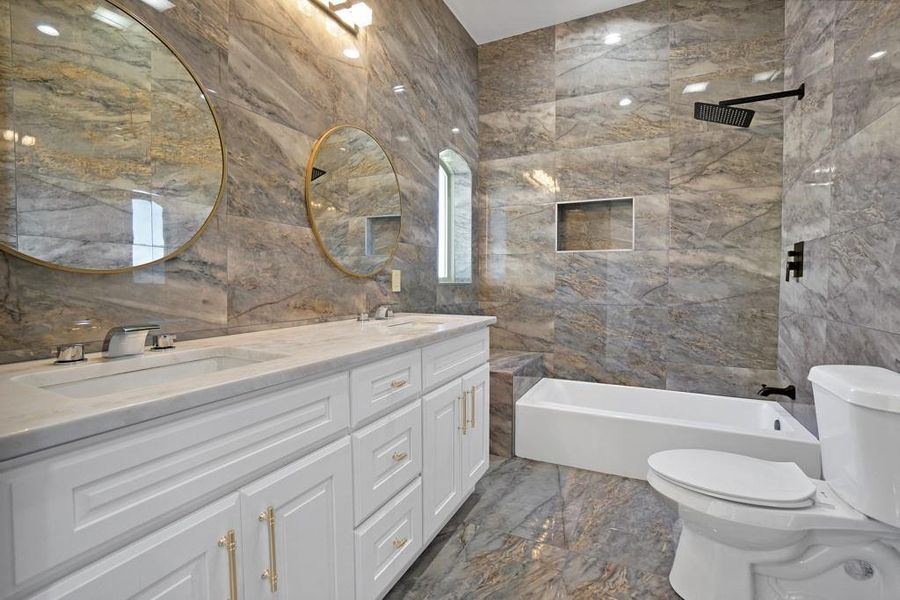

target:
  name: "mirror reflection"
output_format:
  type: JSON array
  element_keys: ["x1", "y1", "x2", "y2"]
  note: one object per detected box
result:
[
  {"x1": 0, "y1": 0, "x2": 224, "y2": 272},
  {"x1": 307, "y1": 126, "x2": 401, "y2": 277}
]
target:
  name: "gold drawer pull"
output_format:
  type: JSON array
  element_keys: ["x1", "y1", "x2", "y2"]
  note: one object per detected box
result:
[
  {"x1": 470, "y1": 385, "x2": 477, "y2": 429},
  {"x1": 392, "y1": 537, "x2": 409, "y2": 549},
  {"x1": 390, "y1": 379, "x2": 407, "y2": 388},
  {"x1": 392, "y1": 450, "x2": 408, "y2": 462},
  {"x1": 218, "y1": 529, "x2": 239, "y2": 600},
  {"x1": 259, "y1": 506, "x2": 278, "y2": 592},
  {"x1": 460, "y1": 390, "x2": 468, "y2": 435}
]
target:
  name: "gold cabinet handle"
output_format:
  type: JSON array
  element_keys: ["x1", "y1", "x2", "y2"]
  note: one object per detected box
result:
[
  {"x1": 218, "y1": 529, "x2": 239, "y2": 600},
  {"x1": 460, "y1": 390, "x2": 468, "y2": 435},
  {"x1": 390, "y1": 379, "x2": 407, "y2": 388},
  {"x1": 392, "y1": 537, "x2": 409, "y2": 549},
  {"x1": 258, "y1": 507, "x2": 278, "y2": 593},
  {"x1": 392, "y1": 450, "x2": 408, "y2": 462},
  {"x1": 470, "y1": 385, "x2": 477, "y2": 429}
]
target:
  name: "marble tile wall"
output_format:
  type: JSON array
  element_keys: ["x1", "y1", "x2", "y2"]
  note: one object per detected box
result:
[
  {"x1": 477, "y1": 0, "x2": 785, "y2": 398},
  {"x1": 0, "y1": 0, "x2": 478, "y2": 362},
  {"x1": 779, "y1": 0, "x2": 900, "y2": 403}
]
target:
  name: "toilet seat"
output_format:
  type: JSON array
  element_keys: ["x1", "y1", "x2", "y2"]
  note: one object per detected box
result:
[{"x1": 648, "y1": 449, "x2": 817, "y2": 509}]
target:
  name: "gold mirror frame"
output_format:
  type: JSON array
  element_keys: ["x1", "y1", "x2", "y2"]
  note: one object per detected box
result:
[
  {"x1": 305, "y1": 126, "x2": 401, "y2": 279},
  {"x1": 0, "y1": 0, "x2": 227, "y2": 275}
]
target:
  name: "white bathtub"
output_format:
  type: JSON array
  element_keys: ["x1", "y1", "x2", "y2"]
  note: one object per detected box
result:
[{"x1": 515, "y1": 378, "x2": 821, "y2": 479}]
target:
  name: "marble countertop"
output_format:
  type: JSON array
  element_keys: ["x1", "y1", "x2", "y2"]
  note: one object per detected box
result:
[{"x1": 0, "y1": 314, "x2": 496, "y2": 462}]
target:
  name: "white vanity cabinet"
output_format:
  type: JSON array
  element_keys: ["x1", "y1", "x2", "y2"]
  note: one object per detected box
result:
[
  {"x1": 422, "y1": 363, "x2": 490, "y2": 539},
  {"x1": 0, "y1": 322, "x2": 492, "y2": 600}
]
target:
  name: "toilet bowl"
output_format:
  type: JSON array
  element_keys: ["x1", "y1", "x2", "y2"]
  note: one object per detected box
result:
[{"x1": 647, "y1": 365, "x2": 900, "y2": 600}]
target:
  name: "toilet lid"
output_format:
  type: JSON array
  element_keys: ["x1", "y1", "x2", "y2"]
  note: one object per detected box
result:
[{"x1": 648, "y1": 450, "x2": 817, "y2": 509}]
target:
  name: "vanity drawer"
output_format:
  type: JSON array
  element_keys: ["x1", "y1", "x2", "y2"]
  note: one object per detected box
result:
[
  {"x1": 421, "y1": 329, "x2": 489, "y2": 391},
  {"x1": 350, "y1": 349, "x2": 422, "y2": 426},
  {"x1": 0, "y1": 372, "x2": 350, "y2": 594},
  {"x1": 354, "y1": 478, "x2": 423, "y2": 600},
  {"x1": 352, "y1": 400, "x2": 422, "y2": 525}
]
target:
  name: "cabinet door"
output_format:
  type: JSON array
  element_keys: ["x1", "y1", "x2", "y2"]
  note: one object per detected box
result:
[
  {"x1": 460, "y1": 365, "x2": 490, "y2": 493},
  {"x1": 28, "y1": 495, "x2": 242, "y2": 600},
  {"x1": 239, "y1": 439, "x2": 354, "y2": 600},
  {"x1": 422, "y1": 380, "x2": 462, "y2": 539}
]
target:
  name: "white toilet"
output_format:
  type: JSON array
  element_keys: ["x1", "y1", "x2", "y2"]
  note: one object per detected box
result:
[{"x1": 647, "y1": 365, "x2": 900, "y2": 600}]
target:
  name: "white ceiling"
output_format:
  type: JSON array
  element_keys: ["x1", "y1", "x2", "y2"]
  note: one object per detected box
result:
[{"x1": 442, "y1": 0, "x2": 644, "y2": 45}]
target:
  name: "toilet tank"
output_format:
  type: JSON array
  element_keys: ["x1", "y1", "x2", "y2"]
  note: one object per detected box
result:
[{"x1": 809, "y1": 365, "x2": 900, "y2": 528}]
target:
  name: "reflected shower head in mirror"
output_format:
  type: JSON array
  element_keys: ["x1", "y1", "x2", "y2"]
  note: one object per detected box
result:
[{"x1": 694, "y1": 83, "x2": 805, "y2": 128}]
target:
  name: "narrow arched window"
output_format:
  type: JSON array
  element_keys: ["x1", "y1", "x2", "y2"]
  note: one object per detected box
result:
[{"x1": 437, "y1": 149, "x2": 472, "y2": 283}]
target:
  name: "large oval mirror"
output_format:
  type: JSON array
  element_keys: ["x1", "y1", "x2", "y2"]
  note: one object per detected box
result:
[
  {"x1": 306, "y1": 126, "x2": 401, "y2": 278},
  {"x1": 0, "y1": 0, "x2": 224, "y2": 273}
]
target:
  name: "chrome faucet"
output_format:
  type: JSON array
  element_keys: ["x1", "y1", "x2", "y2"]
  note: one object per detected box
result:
[
  {"x1": 102, "y1": 324, "x2": 160, "y2": 359},
  {"x1": 373, "y1": 305, "x2": 395, "y2": 320}
]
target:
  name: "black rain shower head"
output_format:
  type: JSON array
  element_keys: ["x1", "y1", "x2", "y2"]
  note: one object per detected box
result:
[
  {"x1": 694, "y1": 103, "x2": 755, "y2": 127},
  {"x1": 694, "y1": 83, "x2": 805, "y2": 128}
]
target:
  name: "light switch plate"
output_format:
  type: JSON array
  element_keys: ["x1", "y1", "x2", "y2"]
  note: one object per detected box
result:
[{"x1": 391, "y1": 269, "x2": 401, "y2": 292}]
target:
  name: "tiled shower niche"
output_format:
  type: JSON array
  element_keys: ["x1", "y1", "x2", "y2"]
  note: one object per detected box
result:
[{"x1": 556, "y1": 197, "x2": 634, "y2": 252}]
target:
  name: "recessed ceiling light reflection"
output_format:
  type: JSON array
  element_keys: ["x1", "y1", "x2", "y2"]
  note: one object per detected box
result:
[
  {"x1": 682, "y1": 81, "x2": 709, "y2": 94},
  {"x1": 618, "y1": 97, "x2": 632, "y2": 107},
  {"x1": 392, "y1": 84, "x2": 406, "y2": 93},
  {"x1": 139, "y1": 0, "x2": 175, "y2": 11},
  {"x1": 451, "y1": 127, "x2": 460, "y2": 134},
  {"x1": 343, "y1": 47, "x2": 361, "y2": 59},
  {"x1": 92, "y1": 7, "x2": 131, "y2": 29},
  {"x1": 752, "y1": 70, "x2": 781, "y2": 82},
  {"x1": 36, "y1": 23, "x2": 60, "y2": 36},
  {"x1": 604, "y1": 32, "x2": 622, "y2": 45},
  {"x1": 869, "y1": 50, "x2": 887, "y2": 61}
]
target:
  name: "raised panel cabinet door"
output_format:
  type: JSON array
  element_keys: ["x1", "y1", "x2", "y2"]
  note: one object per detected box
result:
[
  {"x1": 27, "y1": 494, "x2": 243, "y2": 600},
  {"x1": 460, "y1": 364, "x2": 490, "y2": 494},
  {"x1": 239, "y1": 438, "x2": 354, "y2": 600},
  {"x1": 421, "y1": 379, "x2": 462, "y2": 540}
]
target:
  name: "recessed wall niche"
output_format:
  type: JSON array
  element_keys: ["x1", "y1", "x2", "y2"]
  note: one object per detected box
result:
[{"x1": 556, "y1": 198, "x2": 634, "y2": 252}]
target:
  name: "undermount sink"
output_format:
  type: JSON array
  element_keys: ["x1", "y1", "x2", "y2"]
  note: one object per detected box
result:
[
  {"x1": 12, "y1": 347, "x2": 288, "y2": 399},
  {"x1": 376, "y1": 318, "x2": 448, "y2": 334}
]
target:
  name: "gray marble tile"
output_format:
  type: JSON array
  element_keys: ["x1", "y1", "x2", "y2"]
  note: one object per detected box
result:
[
  {"x1": 556, "y1": 138, "x2": 670, "y2": 202},
  {"x1": 825, "y1": 320, "x2": 900, "y2": 374},
  {"x1": 784, "y1": 0, "x2": 835, "y2": 83},
  {"x1": 555, "y1": 0, "x2": 669, "y2": 53},
  {"x1": 555, "y1": 251, "x2": 669, "y2": 307},
  {"x1": 482, "y1": 299, "x2": 555, "y2": 353},
  {"x1": 777, "y1": 312, "x2": 827, "y2": 402},
  {"x1": 552, "y1": 304, "x2": 668, "y2": 388},
  {"x1": 556, "y1": 85, "x2": 670, "y2": 148},
  {"x1": 830, "y1": 103, "x2": 900, "y2": 235},
  {"x1": 561, "y1": 552, "x2": 680, "y2": 600},
  {"x1": 669, "y1": 186, "x2": 781, "y2": 250},
  {"x1": 226, "y1": 216, "x2": 365, "y2": 327},
  {"x1": 480, "y1": 103, "x2": 555, "y2": 161},
  {"x1": 668, "y1": 247, "x2": 780, "y2": 308},
  {"x1": 670, "y1": 129, "x2": 783, "y2": 194},
  {"x1": 827, "y1": 220, "x2": 900, "y2": 335},
  {"x1": 832, "y1": 0, "x2": 900, "y2": 145},
  {"x1": 479, "y1": 153, "x2": 558, "y2": 209},
  {"x1": 556, "y1": 27, "x2": 670, "y2": 100},
  {"x1": 481, "y1": 253, "x2": 556, "y2": 303},
  {"x1": 479, "y1": 27, "x2": 556, "y2": 114},
  {"x1": 489, "y1": 371, "x2": 514, "y2": 458},
  {"x1": 223, "y1": 101, "x2": 313, "y2": 227},
  {"x1": 665, "y1": 363, "x2": 781, "y2": 400},
  {"x1": 782, "y1": 155, "x2": 833, "y2": 243},
  {"x1": 485, "y1": 204, "x2": 556, "y2": 255},
  {"x1": 667, "y1": 304, "x2": 778, "y2": 370},
  {"x1": 227, "y1": 0, "x2": 367, "y2": 138},
  {"x1": 783, "y1": 64, "x2": 833, "y2": 185},
  {"x1": 634, "y1": 194, "x2": 670, "y2": 251}
]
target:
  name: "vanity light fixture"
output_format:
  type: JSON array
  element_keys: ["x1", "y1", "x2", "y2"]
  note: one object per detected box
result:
[
  {"x1": 36, "y1": 23, "x2": 60, "y2": 36},
  {"x1": 309, "y1": 0, "x2": 373, "y2": 36}
]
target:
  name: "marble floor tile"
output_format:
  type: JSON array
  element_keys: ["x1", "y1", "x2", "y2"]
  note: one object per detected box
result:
[{"x1": 388, "y1": 458, "x2": 680, "y2": 599}]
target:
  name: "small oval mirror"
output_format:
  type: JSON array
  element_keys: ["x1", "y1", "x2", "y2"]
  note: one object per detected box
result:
[
  {"x1": 0, "y1": 0, "x2": 224, "y2": 273},
  {"x1": 306, "y1": 126, "x2": 401, "y2": 278}
]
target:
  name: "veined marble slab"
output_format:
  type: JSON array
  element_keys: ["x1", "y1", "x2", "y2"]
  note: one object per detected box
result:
[{"x1": 0, "y1": 314, "x2": 495, "y2": 462}]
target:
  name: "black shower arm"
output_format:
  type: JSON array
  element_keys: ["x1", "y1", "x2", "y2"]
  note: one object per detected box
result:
[{"x1": 719, "y1": 84, "x2": 805, "y2": 107}]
